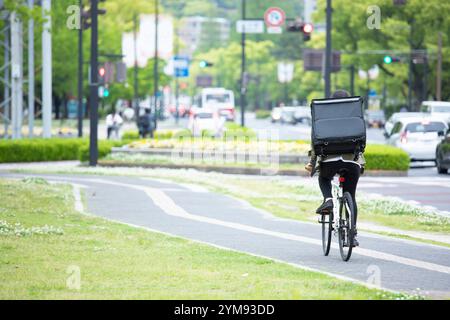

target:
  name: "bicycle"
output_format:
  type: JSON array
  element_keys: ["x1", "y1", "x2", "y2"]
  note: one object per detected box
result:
[{"x1": 319, "y1": 171, "x2": 356, "y2": 261}]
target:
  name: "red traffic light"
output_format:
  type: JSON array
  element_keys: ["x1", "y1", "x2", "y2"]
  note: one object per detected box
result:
[
  {"x1": 303, "y1": 23, "x2": 313, "y2": 34},
  {"x1": 99, "y1": 67, "x2": 106, "y2": 77}
]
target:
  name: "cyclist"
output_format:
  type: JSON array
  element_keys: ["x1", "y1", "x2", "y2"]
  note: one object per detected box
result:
[{"x1": 305, "y1": 89, "x2": 365, "y2": 247}]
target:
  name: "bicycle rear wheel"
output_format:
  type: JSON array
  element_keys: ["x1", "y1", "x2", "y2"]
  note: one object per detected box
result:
[
  {"x1": 321, "y1": 211, "x2": 333, "y2": 256},
  {"x1": 338, "y1": 192, "x2": 356, "y2": 261}
]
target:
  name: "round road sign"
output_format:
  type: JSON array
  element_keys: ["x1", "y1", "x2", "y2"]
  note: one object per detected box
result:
[{"x1": 264, "y1": 7, "x2": 286, "y2": 27}]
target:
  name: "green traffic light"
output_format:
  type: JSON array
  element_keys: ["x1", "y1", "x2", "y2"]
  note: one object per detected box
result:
[
  {"x1": 103, "y1": 88, "x2": 110, "y2": 98},
  {"x1": 383, "y1": 55, "x2": 393, "y2": 64},
  {"x1": 199, "y1": 60, "x2": 207, "y2": 68}
]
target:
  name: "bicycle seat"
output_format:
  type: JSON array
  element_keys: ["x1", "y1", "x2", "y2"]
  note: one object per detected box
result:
[{"x1": 337, "y1": 168, "x2": 348, "y2": 176}]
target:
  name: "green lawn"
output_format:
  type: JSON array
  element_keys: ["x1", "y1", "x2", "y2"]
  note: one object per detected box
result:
[{"x1": 0, "y1": 178, "x2": 415, "y2": 300}]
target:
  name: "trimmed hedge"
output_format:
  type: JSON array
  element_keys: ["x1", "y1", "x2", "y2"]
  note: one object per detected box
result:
[
  {"x1": 122, "y1": 129, "x2": 192, "y2": 140},
  {"x1": 0, "y1": 138, "x2": 86, "y2": 163},
  {"x1": 0, "y1": 138, "x2": 410, "y2": 171},
  {"x1": 364, "y1": 145, "x2": 410, "y2": 171},
  {"x1": 78, "y1": 140, "x2": 125, "y2": 162},
  {"x1": 255, "y1": 109, "x2": 271, "y2": 119},
  {"x1": 0, "y1": 138, "x2": 127, "y2": 164}
]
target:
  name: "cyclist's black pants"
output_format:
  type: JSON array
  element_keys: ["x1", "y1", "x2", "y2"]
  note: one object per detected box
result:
[{"x1": 318, "y1": 160, "x2": 360, "y2": 224}]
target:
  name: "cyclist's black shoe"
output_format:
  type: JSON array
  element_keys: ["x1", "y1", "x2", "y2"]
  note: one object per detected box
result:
[
  {"x1": 316, "y1": 199, "x2": 333, "y2": 215},
  {"x1": 352, "y1": 237, "x2": 359, "y2": 247}
]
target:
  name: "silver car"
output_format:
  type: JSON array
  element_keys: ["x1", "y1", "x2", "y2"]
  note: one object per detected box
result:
[{"x1": 386, "y1": 117, "x2": 448, "y2": 161}]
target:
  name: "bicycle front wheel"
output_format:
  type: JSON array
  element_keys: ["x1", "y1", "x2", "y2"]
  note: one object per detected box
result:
[
  {"x1": 321, "y1": 211, "x2": 333, "y2": 256},
  {"x1": 338, "y1": 192, "x2": 356, "y2": 261}
]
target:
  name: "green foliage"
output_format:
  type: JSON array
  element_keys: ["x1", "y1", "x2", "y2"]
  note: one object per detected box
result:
[
  {"x1": 78, "y1": 140, "x2": 126, "y2": 162},
  {"x1": 314, "y1": 0, "x2": 450, "y2": 106},
  {"x1": 0, "y1": 139, "x2": 127, "y2": 163},
  {"x1": 255, "y1": 110, "x2": 271, "y2": 119},
  {"x1": 364, "y1": 145, "x2": 410, "y2": 171},
  {"x1": 0, "y1": 139, "x2": 86, "y2": 163}
]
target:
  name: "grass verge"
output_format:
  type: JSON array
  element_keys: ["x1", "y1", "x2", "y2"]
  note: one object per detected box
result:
[{"x1": 0, "y1": 177, "x2": 417, "y2": 300}]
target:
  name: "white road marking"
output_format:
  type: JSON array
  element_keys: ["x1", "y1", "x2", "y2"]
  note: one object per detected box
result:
[
  {"x1": 71, "y1": 183, "x2": 87, "y2": 214},
  {"x1": 85, "y1": 178, "x2": 450, "y2": 276}
]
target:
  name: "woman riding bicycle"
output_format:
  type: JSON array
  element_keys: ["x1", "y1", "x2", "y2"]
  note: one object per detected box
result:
[{"x1": 305, "y1": 89, "x2": 365, "y2": 247}]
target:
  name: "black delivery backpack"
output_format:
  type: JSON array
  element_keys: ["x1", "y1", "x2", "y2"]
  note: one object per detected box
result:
[{"x1": 310, "y1": 96, "x2": 366, "y2": 157}]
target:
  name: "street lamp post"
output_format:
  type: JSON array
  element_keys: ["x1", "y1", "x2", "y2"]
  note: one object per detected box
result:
[
  {"x1": 240, "y1": 0, "x2": 246, "y2": 127},
  {"x1": 77, "y1": 0, "x2": 83, "y2": 137},
  {"x1": 324, "y1": 0, "x2": 332, "y2": 98},
  {"x1": 153, "y1": 0, "x2": 159, "y2": 129},
  {"x1": 89, "y1": 0, "x2": 99, "y2": 166}
]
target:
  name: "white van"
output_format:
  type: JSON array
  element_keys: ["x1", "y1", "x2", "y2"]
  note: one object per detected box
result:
[
  {"x1": 200, "y1": 88, "x2": 235, "y2": 121},
  {"x1": 420, "y1": 101, "x2": 450, "y2": 125}
]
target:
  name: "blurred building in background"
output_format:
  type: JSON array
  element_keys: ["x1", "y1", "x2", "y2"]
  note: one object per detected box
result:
[
  {"x1": 122, "y1": 14, "x2": 174, "y2": 67},
  {"x1": 178, "y1": 16, "x2": 230, "y2": 57}
]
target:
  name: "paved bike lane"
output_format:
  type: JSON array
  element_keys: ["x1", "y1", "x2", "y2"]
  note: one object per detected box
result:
[{"x1": 1, "y1": 172, "x2": 449, "y2": 298}]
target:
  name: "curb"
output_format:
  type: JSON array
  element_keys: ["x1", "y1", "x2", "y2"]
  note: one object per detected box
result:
[{"x1": 98, "y1": 161, "x2": 408, "y2": 177}]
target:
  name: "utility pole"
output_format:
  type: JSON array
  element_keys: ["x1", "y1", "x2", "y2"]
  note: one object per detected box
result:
[
  {"x1": 133, "y1": 14, "x2": 139, "y2": 124},
  {"x1": 77, "y1": 0, "x2": 83, "y2": 137},
  {"x1": 240, "y1": 0, "x2": 246, "y2": 127},
  {"x1": 349, "y1": 64, "x2": 355, "y2": 96},
  {"x1": 407, "y1": 20, "x2": 413, "y2": 110},
  {"x1": 89, "y1": 0, "x2": 99, "y2": 166},
  {"x1": 28, "y1": 0, "x2": 34, "y2": 138},
  {"x1": 174, "y1": 23, "x2": 179, "y2": 125},
  {"x1": 153, "y1": 0, "x2": 159, "y2": 128},
  {"x1": 11, "y1": 11, "x2": 23, "y2": 139},
  {"x1": 436, "y1": 32, "x2": 442, "y2": 101},
  {"x1": 422, "y1": 49, "x2": 428, "y2": 103},
  {"x1": 42, "y1": 0, "x2": 52, "y2": 138},
  {"x1": 2, "y1": 13, "x2": 10, "y2": 138},
  {"x1": 324, "y1": 0, "x2": 332, "y2": 98}
]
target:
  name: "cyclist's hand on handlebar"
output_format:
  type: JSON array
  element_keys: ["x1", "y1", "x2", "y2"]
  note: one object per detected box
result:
[{"x1": 305, "y1": 163, "x2": 313, "y2": 173}]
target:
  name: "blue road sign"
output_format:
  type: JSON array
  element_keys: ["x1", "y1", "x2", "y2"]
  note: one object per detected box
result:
[{"x1": 173, "y1": 55, "x2": 190, "y2": 78}]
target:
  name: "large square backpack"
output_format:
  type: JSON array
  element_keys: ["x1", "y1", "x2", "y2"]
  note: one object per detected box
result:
[{"x1": 310, "y1": 96, "x2": 366, "y2": 157}]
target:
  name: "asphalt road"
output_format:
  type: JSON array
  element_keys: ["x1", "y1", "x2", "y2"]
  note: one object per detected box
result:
[{"x1": 1, "y1": 171, "x2": 449, "y2": 298}]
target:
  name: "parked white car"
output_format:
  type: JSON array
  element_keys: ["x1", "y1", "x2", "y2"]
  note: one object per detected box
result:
[
  {"x1": 420, "y1": 101, "x2": 450, "y2": 125},
  {"x1": 384, "y1": 112, "x2": 425, "y2": 137},
  {"x1": 386, "y1": 116, "x2": 448, "y2": 161},
  {"x1": 271, "y1": 107, "x2": 282, "y2": 123},
  {"x1": 188, "y1": 108, "x2": 224, "y2": 137}
]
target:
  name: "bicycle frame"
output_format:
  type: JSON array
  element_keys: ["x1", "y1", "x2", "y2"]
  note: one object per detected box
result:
[{"x1": 331, "y1": 179, "x2": 342, "y2": 235}]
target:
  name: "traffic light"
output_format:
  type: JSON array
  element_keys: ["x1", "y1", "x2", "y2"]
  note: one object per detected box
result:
[
  {"x1": 98, "y1": 66, "x2": 106, "y2": 84},
  {"x1": 82, "y1": 1, "x2": 107, "y2": 30},
  {"x1": 287, "y1": 21, "x2": 313, "y2": 42},
  {"x1": 303, "y1": 23, "x2": 313, "y2": 41},
  {"x1": 199, "y1": 60, "x2": 213, "y2": 68},
  {"x1": 383, "y1": 55, "x2": 401, "y2": 64},
  {"x1": 103, "y1": 86, "x2": 110, "y2": 98}
]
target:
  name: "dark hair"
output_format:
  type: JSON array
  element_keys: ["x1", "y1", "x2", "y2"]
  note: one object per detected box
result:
[{"x1": 332, "y1": 89, "x2": 350, "y2": 98}]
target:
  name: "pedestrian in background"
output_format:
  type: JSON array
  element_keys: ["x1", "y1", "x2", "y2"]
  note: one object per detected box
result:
[
  {"x1": 138, "y1": 108, "x2": 156, "y2": 138},
  {"x1": 106, "y1": 109, "x2": 123, "y2": 140}
]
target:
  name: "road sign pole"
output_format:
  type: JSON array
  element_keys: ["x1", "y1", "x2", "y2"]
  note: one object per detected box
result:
[
  {"x1": 42, "y1": 0, "x2": 52, "y2": 138},
  {"x1": 324, "y1": 0, "x2": 332, "y2": 98},
  {"x1": 28, "y1": 0, "x2": 34, "y2": 138},
  {"x1": 240, "y1": 0, "x2": 246, "y2": 127},
  {"x1": 89, "y1": 0, "x2": 99, "y2": 166},
  {"x1": 77, "y1": 0, "x2": 83, "y2": 137},
  {"x1": 153, "y1": 0, "x2": 159, "y2": 129},
  {"x1": 133, "y1": 14, "x2": 139, "y2": 125},
  {"x1": 11, "y1": 11, "x2": 23, "y2": 139}
]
